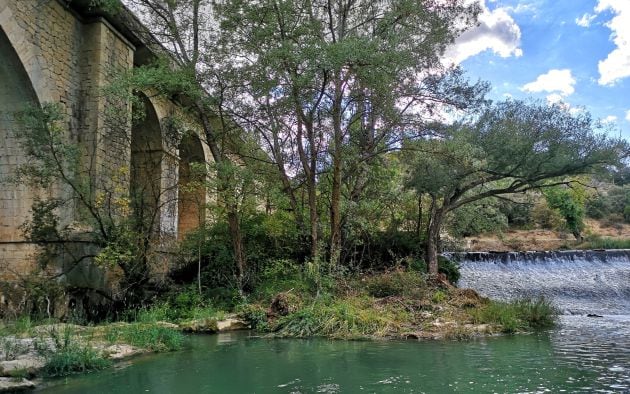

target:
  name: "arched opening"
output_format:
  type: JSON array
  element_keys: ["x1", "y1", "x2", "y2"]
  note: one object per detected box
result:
[
  {"x1": 0, "y1": 27, "x2": 39, "y2": 242},
  {"x1": 177, "y1": 133, "x2": 206, "y2": 239},
  {"x1": 130, "y1": 94, "x2": 163, "y2": 234}
]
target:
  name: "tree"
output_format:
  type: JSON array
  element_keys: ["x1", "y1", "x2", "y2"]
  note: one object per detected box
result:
[
  {"x1": 107, "y1": 0, "x2": 253, "y2": 292},
  {"x1": 211, "y1": 0, "x2": 488, "y2": 265},
  {"x1": 13, "y1": 103, "x2": 169, "y2": 312},
  {"x1": 543, "y1": 182, "x2": 589, "y2": 242},
  {"x1": 407, "y1": 100, "x2": 628, "y2": 276}
]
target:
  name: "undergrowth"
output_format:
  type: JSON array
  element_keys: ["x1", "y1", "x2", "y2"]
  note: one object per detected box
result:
[
  {"x1": 578, "y1": 235, "x2": 630, "y2": 250},
  {"x1": 36, "y1": 325, "x2": 110, "y2": 377},
  {"x1": 104, "y1": 323, "x2": 185, "y2": 352},
  {"x1": 471, "y1": 297, "x2": 557, "y2": 333}
]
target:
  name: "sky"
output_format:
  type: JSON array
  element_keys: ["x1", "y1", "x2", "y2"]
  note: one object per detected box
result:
[{"x1": 445, "y1": 0, "x2": 630, "y2": 138}]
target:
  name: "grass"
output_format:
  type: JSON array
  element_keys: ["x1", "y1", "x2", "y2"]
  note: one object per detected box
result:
[
  {"x1": 273, "y1": 296, "x2": 399, "y2": 339},
  {"x1": 471, "y1": 297, "x2": 557, "y2": 333},
  {"x1": 41, "y1": 344, "x2": 111, "y2": 377},
  {"x1": 104, "y1": 323, "x2": 185, "y2": 352},
  {"x1": 0, "y1": 316, "x2": 37, "y2": 337},
  {"x1": 578, "y1": 235, "x2": 630, "y2": 250},
  {"x1": 1, "y1": 337, "x2": 27, "y2": 361},
  {"x1": 250, "y1": 269, "x2": 558, "y2": 339},
  {"x1": 35, "y1": 325, "x2": 111, "y2": 377}
]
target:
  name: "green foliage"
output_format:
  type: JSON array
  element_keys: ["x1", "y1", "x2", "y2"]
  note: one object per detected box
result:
[
  {"x1": 431, "y1": 290, "x2": 447, "y2": 303},
  {"x1": 87, "y1": 0, "x2": 122, "y2": 13},
  {"x1": 544, "y1": 185, "x2": 587, "y2": 239},
  {"x1": 122, "y1": 288, "x2": 225, "y2": 324},
  {"x1": 472, "y1": 298, "x2": 557, "y2": 333},
  {"x1": 531, "y1": 200, "x2": 565, "y2": 230},
  {"x1": 1, "y1": 337, "x2": 26, "y2": 361},
  {"x1": 36, "y1": 326, "x2": 110, "y2": 377},
  {"x1": 274, "y1": 297, "x2": 394, "y2": 339},
  {"x1": 254, "y1": 259, "x2": 311, "y2": 301},
  {"x1": 578, "y1": 235, "x2": 630, "y2": 250},
  {"x1": 343, "y1": 231, "x2": 422, "y2": 271},
  {"x1": 104, "y1": 324, "x2": 185, "y2": 352},
  {"x1": 42, "y1": 345, "x2": 110, "y2": 377},
  {"x1": 586, "y1": 185, "x2": 630, "y2": 223},
  {"x1": 176, "y1": 211, "x2": 305, "y2": 297},
  {"x1": 448, "y1": 200, "x2": 509, "y2": 237},
  {"x1": 237, "y1": 304, "x2": 269, "y2": 332},
  {"x1": 364, "y1": 270, "x2": 427, "y2": 298},
  {"x1": 14, "y1": 104, "x2": 79, "y2": 187},
  {"x1": 437, "y1": 257, "x2": 461, "y2": 283}
]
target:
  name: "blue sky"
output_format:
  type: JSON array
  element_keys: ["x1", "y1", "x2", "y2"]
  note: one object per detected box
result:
[{"x1": 447, "y1": 0, "x2": 630, "y2": 138}]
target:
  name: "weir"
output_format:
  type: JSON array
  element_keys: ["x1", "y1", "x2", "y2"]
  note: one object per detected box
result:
[{"x1": 454, "y1": 250, "x2": 630, "y2": 315}]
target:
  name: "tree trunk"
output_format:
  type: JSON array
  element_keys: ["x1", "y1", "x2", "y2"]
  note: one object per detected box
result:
[
  {"x1": 227, "y1": 206, "x2": 245, "y2": 292},
  {"x1": 425, "y1": 200, "x2": 445, "y2": 276},
  {"x1": 416, "y1": 194, "x2": 423, "y2": 238},
  {"x1": 308, "y1": 176, "x2": 319, "y2": 261},
  {"x1": 329, "y1": 141, "x2": 342, "y2": 267},
  {"x1": 329, "y1": 79, "x2": 343, "y2": 267},
  {"x1": 197, "y1": 105, "x2": 247, "y2": 292}
]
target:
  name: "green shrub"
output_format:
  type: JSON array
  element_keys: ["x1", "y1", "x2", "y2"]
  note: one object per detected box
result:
[
  {"x1": 513, "y1": 298, "x2": 557, "y2": 329},
  {"x1": 471, "y1": 297, "x2": 557, "y2": 333},
  {"x1": 237, "y1": 304, "x2": 269, "y2": 332},
  {"x1": 274, "y1": 298, "x2": 395, "y2": 339},
  {"x1": 36, "y1": 325, "x2": 110, "y2": 377},
  {"x1": 448, "y1": 201, "x2": 508, "y2": 237},
  {"x1": 431, "y1": 290, "x2": 447, "y2": 303},
  {"x1": 472, "y1": 302, "x2": 521, "y2": 333},
  {"x1": 580, "y1": 235, "x2": 630, "y2": 250},
  {"x1": 254, "y1": 259, "x2": 311, "y2": 301},
  {"x1": 1, "y1": 337, "x2": 26, "y2": 361},
  {"x1": 105, "y1": 324, "x2": 185, "y2": 352},
  {"x1": 274, "y1": 309, "x2": 320, "y2": 337},
  {"x1": 438, "y1": 257, "x2": 460, "y2": 283},
  {"x1": 42, "y1": 345, "x2": 110, "y2": 377},
  {"x1": 364, "y1": 270, "x2": 426, "y2": 298}
]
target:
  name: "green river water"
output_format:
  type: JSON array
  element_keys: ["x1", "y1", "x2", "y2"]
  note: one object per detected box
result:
[{"x1": 38, "y1": 315, "x2": 630, "y2": 394}]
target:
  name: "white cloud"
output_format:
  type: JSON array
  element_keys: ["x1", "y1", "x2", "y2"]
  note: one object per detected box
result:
[
  {"x1": 575, "y1": 13, "x2": 596, "y2": 27},
  {"x1": 444, "y1": 0, "x2": 522, "y2": 64},
  {"x1": 546, "y1": 93, "x2": 564, "y2": 105},
  {"x1": 504, "y1": 3, "x2": 537, "y2": 15},
  {"x1": 569, "y1": 106, "x2": 585, "y2": 116},
  {"x1": 594, "y1": 1, "x2": 630, "y2": 85},
  {"x1": 626, "y1": 110, "x2": 630, "y2": 122},
  {"x1": 522, "y1": 69, "x2": 577, "y2": 96},
  {"x1": 603, "y1": 115, "x2": 618, "y2": 123}
]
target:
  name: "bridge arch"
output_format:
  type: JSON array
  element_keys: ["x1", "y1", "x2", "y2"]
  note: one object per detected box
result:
[
  {"x1": 0, "y1": 26, "x2": 40, "y2": 243},
  {"x1": 130, "y1": 93, "x2": 165, "y2": 235},
  {"x1": 0, "y1": 5, "x2": 52, "y2": 103},
  {"x1": 177, "y1": 133, "x2": 207, "y2": 239}
]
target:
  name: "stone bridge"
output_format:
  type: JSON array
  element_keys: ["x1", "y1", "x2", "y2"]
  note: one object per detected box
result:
[{"x1": 0, "y1": 0, "x2": 211, "y2": 314}]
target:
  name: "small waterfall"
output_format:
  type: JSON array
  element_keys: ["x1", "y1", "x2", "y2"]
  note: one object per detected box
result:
[{"x1": 453, "y1": 250, "x2": 630, "y2": 315}]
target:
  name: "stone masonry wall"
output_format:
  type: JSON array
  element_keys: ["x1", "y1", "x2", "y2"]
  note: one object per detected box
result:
[{"x1": 0, "y1": 0, "x2": 211, "y2": 315}]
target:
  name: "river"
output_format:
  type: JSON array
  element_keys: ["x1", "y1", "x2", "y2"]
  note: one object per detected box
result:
[{"x1": 38, "y1": 250, "x2": 630, "y2": 393}]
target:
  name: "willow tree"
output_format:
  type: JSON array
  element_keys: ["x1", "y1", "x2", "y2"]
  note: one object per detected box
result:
[
  {"x1": 407, "y1": 100, "x2": 629, "y2": 276},
  {"x1": 212, "y1": 0, "x2": 488, "y2": 265}
]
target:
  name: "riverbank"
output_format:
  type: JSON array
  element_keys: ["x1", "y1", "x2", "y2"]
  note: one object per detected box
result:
[
  {"x1": 0, "y1": 317, "x2": 247, "y2": 392},
  {"x1": 464, "y1": 218, "x2": 630, "y2": 252},
  {"x1": 0, "y1": 270, "x2": 556, "y2": 391},
  {"x1": 241, "y1": 270, "x2": 555, "y2": 341}
]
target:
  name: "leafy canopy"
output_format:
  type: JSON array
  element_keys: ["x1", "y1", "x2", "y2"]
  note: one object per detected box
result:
[{"x1": 408, "y1": 100, "x2": 628, "y2": 211}]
